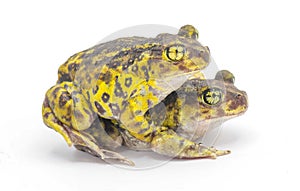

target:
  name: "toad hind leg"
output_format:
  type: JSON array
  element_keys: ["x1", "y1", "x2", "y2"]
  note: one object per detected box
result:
[
  {"x1": 151, "y1": 129, "x2": 230, "y2": 159},
  {"x1": 67, "y1": 130, "x2": 134, "y2": 166},
  {"x1": 42, "y1": 83, "x2": 134, "y2": 166}
]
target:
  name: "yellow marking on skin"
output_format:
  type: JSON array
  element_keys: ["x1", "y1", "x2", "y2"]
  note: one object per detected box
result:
[
  {"x1": 69, "y1": 52, "x2": 85, "y2": 64},
  {"x1": 85, "y1": 48, "x2": 95, "y2": 55},
  {"x1": 224, "y1": 101, "x2": 246, "y2": 115},
  {"x1": 189, "y1": 72, "x2": 205, "y2": 80},
  {"x1": 134, "y1": 116, "x2": 144, "y2": 122},
  {"x1": 135, "y1": 43, "x2": 158, "y2": 49},
  {"x1": 95, "y1": 83, "x2": 113, "y2": 116},
  {"x1": 93, "y1": 50, "x2": 120, "y2": 59},
  {"x1": 42, "y1": 104, "x2": 72, "y2": 146},
  {"x1": 179, "y1": 25, "x2": 199, "y2": 39}
]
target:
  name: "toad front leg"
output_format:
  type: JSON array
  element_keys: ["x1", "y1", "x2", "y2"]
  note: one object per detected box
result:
[
  {"x1": 42, "y1": 82, "x2": 134, "y2": 166},
  {"x1": 151, "y1": 129, "x2": 230, "y2": 159}
]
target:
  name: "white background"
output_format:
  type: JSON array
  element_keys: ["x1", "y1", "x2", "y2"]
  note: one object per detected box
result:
[{"x1": 0, "y1": 0, "x2": 299, "y2": 190}]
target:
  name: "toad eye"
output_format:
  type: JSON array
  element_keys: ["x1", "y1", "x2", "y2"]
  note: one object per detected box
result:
[
  {"x1": 202, "y1": 88, "x2": 223, "y2": 105},
  {"x1": 164, "y1": 45, "x2": 185, "y2": 61}
]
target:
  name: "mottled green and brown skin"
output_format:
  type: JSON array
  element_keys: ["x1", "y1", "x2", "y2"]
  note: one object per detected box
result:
[
  {"x1": 87, "y1": 70, "x2": 248, "y2": 160},
  {"x1": 42, "y1": 25, "x2": 214, "y2": 165}
]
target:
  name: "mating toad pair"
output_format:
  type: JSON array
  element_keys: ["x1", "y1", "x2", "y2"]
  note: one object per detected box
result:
[{"x1": 42, "y1": 25, "x2": 248, "y2": 166}]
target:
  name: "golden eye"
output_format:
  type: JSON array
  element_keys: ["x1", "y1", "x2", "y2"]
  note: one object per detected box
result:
[
  {"x1": 202, "y1": 88, "x2": 223, "y2": 105},
  {"x1": 164, "y1": 45, "x2": 185, "y2": 61}
]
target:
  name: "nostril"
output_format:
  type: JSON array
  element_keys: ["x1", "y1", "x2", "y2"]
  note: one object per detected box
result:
[{"x1": 236, "y1": 94, "x2": 242, "y2": 99}]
